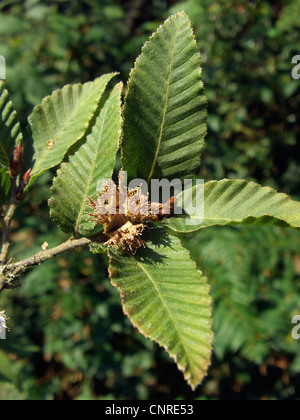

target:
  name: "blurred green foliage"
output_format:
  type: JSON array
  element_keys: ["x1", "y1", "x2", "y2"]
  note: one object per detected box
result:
[
  {"x1": 0, "y1": 0, "x2": 170, "y2": 124},
  {"x1": 0, "y1": 0, "x2": 300, "y2": 400}
]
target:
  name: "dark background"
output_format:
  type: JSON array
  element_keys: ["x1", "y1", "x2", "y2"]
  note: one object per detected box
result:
[{"x1": 0, "y1": 0, "x2": 299, "y2": 400}]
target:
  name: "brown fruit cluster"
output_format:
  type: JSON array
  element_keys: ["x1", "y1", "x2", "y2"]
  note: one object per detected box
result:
[{"x1": 87, "y1": 179, "x2": 175, "y2": 254}]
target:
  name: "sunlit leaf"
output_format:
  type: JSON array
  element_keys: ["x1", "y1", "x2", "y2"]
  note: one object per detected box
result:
[
  {"x1": 29, "y1": 73, "x2": 117, "y2": 186},
  {"x1": 122, "y1": 12, "x2": 207, "y2": 183},
  {"x1": 0, "y1": 81, "x2": 23, "y2": 169},
  {"x1": 0, "y1": 167, "x2": 11, "y2": 205},
  {"x1": 165, "y1": 179, "x2": 300, "y2": 233}
]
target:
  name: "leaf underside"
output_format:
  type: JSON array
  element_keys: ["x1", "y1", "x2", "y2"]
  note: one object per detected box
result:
[
  {"x1": 49, "y1": 83, "x2": 123, "y2": 235},
  {"x1": 0, "y1": 81, "x2": 23, "y2": 169},
  {"x1": 122, "y1": 12, "x2": 207, "y2": 183},
  {"x1": 29, "y1": 73, "x2": 116, "y2": 187},
  {"x1": 108, "y1": 227, "x2": 213, "y2": 390},
  {"x1": 165, "y1": 179, "x2": 300, "y2": 233}
]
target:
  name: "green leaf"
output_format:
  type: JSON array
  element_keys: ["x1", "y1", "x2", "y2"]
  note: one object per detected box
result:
[
  {"x1": 29, "y1": 73, "x2": 117, "y2": 186},
  {"x1": 164, "y1": 179, "x2": 300, "y2": 233},
  {"x1": 0, "y1": 167, "x2": 11, "y2": 205},
  {"x1": 108, "y1": 227, "x2": 213, "y2": 390},
  {"x1": 122, "y1": 12, "x2": 207, "y2": 183},
  {"x1": 49, "y1": 83, "x2": 123, "y2": 235},
  {"x1": 0, "y1": 81, "x2": 23, "y2": 169}
]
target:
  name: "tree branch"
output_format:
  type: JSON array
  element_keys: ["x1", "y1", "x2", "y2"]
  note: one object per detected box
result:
[
  {"x1": 0, "y1": 236, "x2": 98, "y2": 292},
  {"x1": 0, "y1": 178, "x2": 18, "y2": 265},
  {"x1": 0, "y1": 175, "x2": 106, "y2": 292}
]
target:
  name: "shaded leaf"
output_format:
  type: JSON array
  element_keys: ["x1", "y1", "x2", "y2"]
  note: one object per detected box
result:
[
  {"x1": 0, "y1": 81, "x2": 23, "y2": 169},
  {"x1": 108, "y1": 227, "x2": 213, "y2": 390}
]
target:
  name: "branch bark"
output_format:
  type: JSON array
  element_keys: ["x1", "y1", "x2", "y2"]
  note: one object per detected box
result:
[
  {"x1": 0, "y1": 236, "x2": 95, "y2": 292},
  {"x1": 0, "y1": 178, "x2": 18, "y2": 265}
]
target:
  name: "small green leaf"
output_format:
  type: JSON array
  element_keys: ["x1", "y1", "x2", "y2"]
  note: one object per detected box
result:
[
  {"x1": 29, "y1": 73, "x2": 117, "y2": 186},
  {"x1": 122, "y1": 12, "x2": 207, "y2": 183},
  {"x1": 164, "y1": 179, "x2": 300, "y2": 233},
  {"x1": 108, "y1": 227, "x2": 213, "y2": 390},
  {"x1": 49, "y1": 83, "x2": 123, "y2": 235},
  {"x1": 0, "y1": 81, "x2": 23, "y2": 169},
  {"x1": 0, "y1": 167, "x2": 11, "y2": 205},
  {"x1": 89, "y1": 242, "x2": 107, "y2": 255}
]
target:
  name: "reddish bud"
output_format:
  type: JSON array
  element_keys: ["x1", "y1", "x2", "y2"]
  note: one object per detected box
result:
[
  {"x1": 16, "y1": 169, "x2": 31, "y2": 202},
  {"x1": 22, "y1": 169, "x2": 31, "y2": 185},
  {"x1": 9, "y1": 142, "x2": 23, "y2": 178}
]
